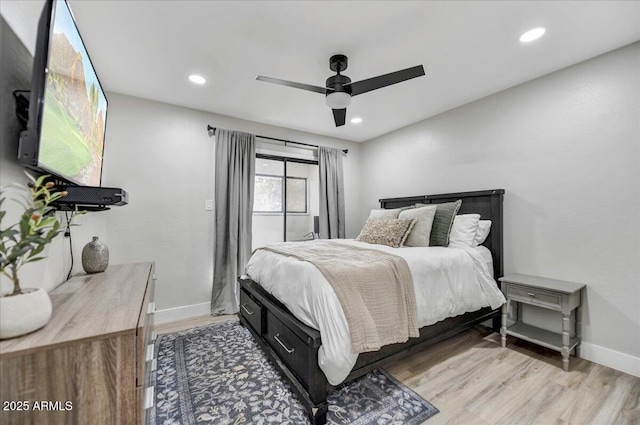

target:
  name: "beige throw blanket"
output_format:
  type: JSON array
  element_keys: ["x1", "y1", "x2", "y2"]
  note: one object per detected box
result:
[{"x1": 257, "y1": 241, "x2": 419, "y2": 353}]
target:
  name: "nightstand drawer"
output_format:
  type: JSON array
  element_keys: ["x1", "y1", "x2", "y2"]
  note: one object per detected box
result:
[{"x1": 506, "y1": 284, "x2": 561, "y2": 309}]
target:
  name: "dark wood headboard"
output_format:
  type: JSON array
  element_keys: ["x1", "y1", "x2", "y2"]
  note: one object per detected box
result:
[{"x1": 379, "y1": 189, "x2": 505, "y2": 279}]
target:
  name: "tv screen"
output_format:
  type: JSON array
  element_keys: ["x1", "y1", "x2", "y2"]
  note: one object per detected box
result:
[{"x1": 19, "y1": 0, "x2": 107, "y2": 187}]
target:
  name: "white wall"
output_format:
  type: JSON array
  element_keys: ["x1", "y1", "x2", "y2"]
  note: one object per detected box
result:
[
  {"x1": 103, "y1": 93, "x2": 359, "y2": 318},
  {"x1": 358, "y1": 43, "x2": 640, "y2": 375}
]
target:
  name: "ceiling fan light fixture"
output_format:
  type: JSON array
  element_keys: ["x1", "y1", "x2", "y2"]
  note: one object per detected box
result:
[{"x1": 325, "y1": 92, "x2": 351, "y2": 109}]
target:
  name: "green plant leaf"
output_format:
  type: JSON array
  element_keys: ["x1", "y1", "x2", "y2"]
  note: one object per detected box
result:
[
  {"x1": 6, "y1": 246, "x2": 31, "y2": 263},
  {"x1": 24, "y1": 256, "x2": 46, "y2": 264},
  {"x1": 29, "y1": 236, "x2": 49, "y2": 245},
  {"x1": 35, "y1": 217, "x2": 57, "y2": 229},
  {"x1": 34, "y1": 174, "x2": 48, "y2": 187},
  {"x1": 27, "y1": 244, "x2": 45, "y2": 259},
  {"x1": 19, "y1": 215, "x2": 30, "y2": 237}
]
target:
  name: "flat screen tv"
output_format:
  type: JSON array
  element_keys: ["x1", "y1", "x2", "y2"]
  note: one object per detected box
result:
[{"x1": 18, "y1": 0, "x2": 107, "y2": 187}]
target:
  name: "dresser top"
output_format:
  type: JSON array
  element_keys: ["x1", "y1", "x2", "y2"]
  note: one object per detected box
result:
[
  {"x1": 0, "y1": 262, "x2": 153, "y2": 358},
  {"x1": 499, "y1": 273, "x2": 585, "y2": 294}
]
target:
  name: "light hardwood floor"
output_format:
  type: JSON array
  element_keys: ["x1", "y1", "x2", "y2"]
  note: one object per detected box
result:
[{"x1": 156, "y1": 315, "x2": 639, "y2": 425}]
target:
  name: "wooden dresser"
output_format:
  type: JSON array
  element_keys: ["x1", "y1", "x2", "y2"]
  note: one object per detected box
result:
[{"x1": 0, "y1": 262, "x2": 156, "y2": 425}]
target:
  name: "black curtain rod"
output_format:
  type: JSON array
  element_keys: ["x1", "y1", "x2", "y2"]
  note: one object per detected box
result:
[{"x1": 207, "y1": 125, "x2": 348, "y2": 154}]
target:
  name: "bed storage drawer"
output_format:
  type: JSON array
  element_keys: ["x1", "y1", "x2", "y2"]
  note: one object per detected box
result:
[
  {"x1": 265, "y1": 311, "x2": 310, "y2": 385},
  {"x1": 240, "y1": 289, "x2": 263, "y2": 334}
]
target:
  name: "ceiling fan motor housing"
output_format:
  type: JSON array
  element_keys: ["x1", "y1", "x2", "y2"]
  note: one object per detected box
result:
[
  {"x1": 327, "y1": 54, "x2": 352, "y2": 101},
  {"x1": 326, "y1": 74, "x2": 352, "y2": 94}
]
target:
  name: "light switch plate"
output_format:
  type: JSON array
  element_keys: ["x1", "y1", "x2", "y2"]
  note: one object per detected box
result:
[{"x1": 205, "y1": 200, "x2": 213, "y2": 211}]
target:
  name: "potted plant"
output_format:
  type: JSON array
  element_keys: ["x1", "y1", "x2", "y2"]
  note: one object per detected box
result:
[{"x1": 0, "y1": 174, "x2": 72, "y2": 339}]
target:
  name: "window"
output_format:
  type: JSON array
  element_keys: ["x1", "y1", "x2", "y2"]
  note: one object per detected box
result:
[
  {"x1": 252, "y1": 156, "x2": 318, "y2": 248},
  {"x1": 286, "y1": 177, "x2": 307, "y2": 213},
  {"x1": 254, "y1": 175, "x2": 282, "y2": 212},
  {"x1": 254, "y1": 174, "x2": 307, "y2": 213}
]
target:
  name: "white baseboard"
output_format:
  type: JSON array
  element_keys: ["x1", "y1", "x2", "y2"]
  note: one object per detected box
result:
[
  {"x1": 580, "y1": 342, "x2": 640, "y2": 378},
  {"x1": 154, "y1": 302, "x2": 211, "y2": 324}
]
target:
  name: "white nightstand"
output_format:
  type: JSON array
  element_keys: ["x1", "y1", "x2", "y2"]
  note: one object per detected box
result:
[{"x1": 499, "y1": 274, "x2": 585, "y2": 372}]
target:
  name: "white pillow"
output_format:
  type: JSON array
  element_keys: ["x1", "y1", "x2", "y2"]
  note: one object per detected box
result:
[
  {"x1": 368, "y1": 208, "x2": 402, "y2": 220},
  {"x1": 472, "y1": 220, "x2": 492, "y2": 247},
  {"x1": 398, "y1": 205, "x2": 437, "y2": 247},
  {"x1": 448, "y1": 214, "x2": 480, "y2": 248}
]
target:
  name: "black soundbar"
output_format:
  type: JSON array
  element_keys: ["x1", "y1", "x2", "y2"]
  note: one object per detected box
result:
[{"x1": 53, "y1": 185, "x2": 128, "y2": 207}]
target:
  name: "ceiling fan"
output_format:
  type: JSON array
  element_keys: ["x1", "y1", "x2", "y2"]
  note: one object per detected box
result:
[{"x1": 256, "y1": 55, "x2": 425, "y2": 127}]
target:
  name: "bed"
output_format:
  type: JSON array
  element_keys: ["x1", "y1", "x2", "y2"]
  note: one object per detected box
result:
[{"x1": 238, "y1": 189, "x2": 505, "y2": 425}]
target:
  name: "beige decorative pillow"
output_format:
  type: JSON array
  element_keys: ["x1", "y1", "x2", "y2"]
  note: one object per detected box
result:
[
  {"x1": 356, "y1": 218, "x2": 416, "y2": 248},
  {"x1": 399, "y1": 205, "x2": 437, "y2": 247},
  {"x1": 368, "y1": 208, "x2": 402, "y2": 220}
]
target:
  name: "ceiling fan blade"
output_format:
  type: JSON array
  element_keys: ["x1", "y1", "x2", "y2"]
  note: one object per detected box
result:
[
  {"x1": 332, "y1": 108, "x2": 346, "y2": 127},
  {"x1": 347, "y1": 65, "x2": 425, "y2": 96},
  {"x1": 256, "y1": 75, "x2": 327, "y2": 94}
]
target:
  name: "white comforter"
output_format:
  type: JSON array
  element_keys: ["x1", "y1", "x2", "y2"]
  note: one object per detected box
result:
[{"x1": 245, "y1": 239, "x2": 506, "y2": 385}]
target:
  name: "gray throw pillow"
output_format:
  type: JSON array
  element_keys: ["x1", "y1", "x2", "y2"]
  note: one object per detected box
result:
[{"x1": 429, "y1": 200, "x2": 462, "y2": 246}]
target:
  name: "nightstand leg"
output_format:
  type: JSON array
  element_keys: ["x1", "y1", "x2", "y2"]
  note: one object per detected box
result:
[
  {"x1": 575, "y1": 306, "x2": 582, "y2": 358},
  {"x1": 501, "y1": 300, "x2": 509, "y2": 348},
  {"x1": 562, "y1": 313, "x2": 570, "y2": 372}
]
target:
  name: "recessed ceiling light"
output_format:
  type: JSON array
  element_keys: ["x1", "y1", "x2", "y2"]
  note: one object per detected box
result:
[
  {"x1": 351, "y1": 117, "x2": 362, "y2": 124},
  {"x1": 519, "y1": 27, "x2": 546, "y2": 43},
  {"x1": 188, "y1": 74, "x2": 206, "y2": 84}
]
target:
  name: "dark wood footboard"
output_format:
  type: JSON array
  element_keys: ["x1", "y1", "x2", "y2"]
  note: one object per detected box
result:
[{"x1": 240, "y1": 276, "x2": 500, "y2": 425}]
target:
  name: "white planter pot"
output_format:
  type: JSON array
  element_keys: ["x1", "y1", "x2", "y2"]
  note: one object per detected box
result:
[{"x1": 0, "y1": 288, "x2": 52, "y2": 339}]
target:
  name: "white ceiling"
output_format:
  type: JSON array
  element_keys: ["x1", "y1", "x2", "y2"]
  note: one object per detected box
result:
[{"x1": 4, "y1": 1, "x2": 640, "y2": 142}]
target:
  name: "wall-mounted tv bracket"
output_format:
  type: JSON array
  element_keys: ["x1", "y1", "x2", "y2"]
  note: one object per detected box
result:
[
  {"x1": 53, "y1": 204, "x2": 111, "y2": 213},
  {"x1": 13, "y1": 90, "x2": 30, "y2": 130}
]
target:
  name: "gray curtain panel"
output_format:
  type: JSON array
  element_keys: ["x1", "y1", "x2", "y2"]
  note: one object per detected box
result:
[
  {"x1": 211, "y1": 129, "x2": 256, "y2": 315},
  {"x1": 318, "y1": 146, "x2": 346, "y2": 239}
]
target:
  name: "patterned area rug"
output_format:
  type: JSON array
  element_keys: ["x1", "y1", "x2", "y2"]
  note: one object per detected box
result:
[{"x1": 152, "y1": 320, "x2": 438, "y2": 425}]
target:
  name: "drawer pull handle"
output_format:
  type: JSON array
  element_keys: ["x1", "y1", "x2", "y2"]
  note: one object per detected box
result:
[
  {"x1": 274, "y1": 333, "x2": 295, "y2": 354},
  {"x1": 527, "y1": 292, "x2": 536, "y2": 297},
  {"x1": 241, "y1": 303, "x2": 254, "y2": 316}
]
